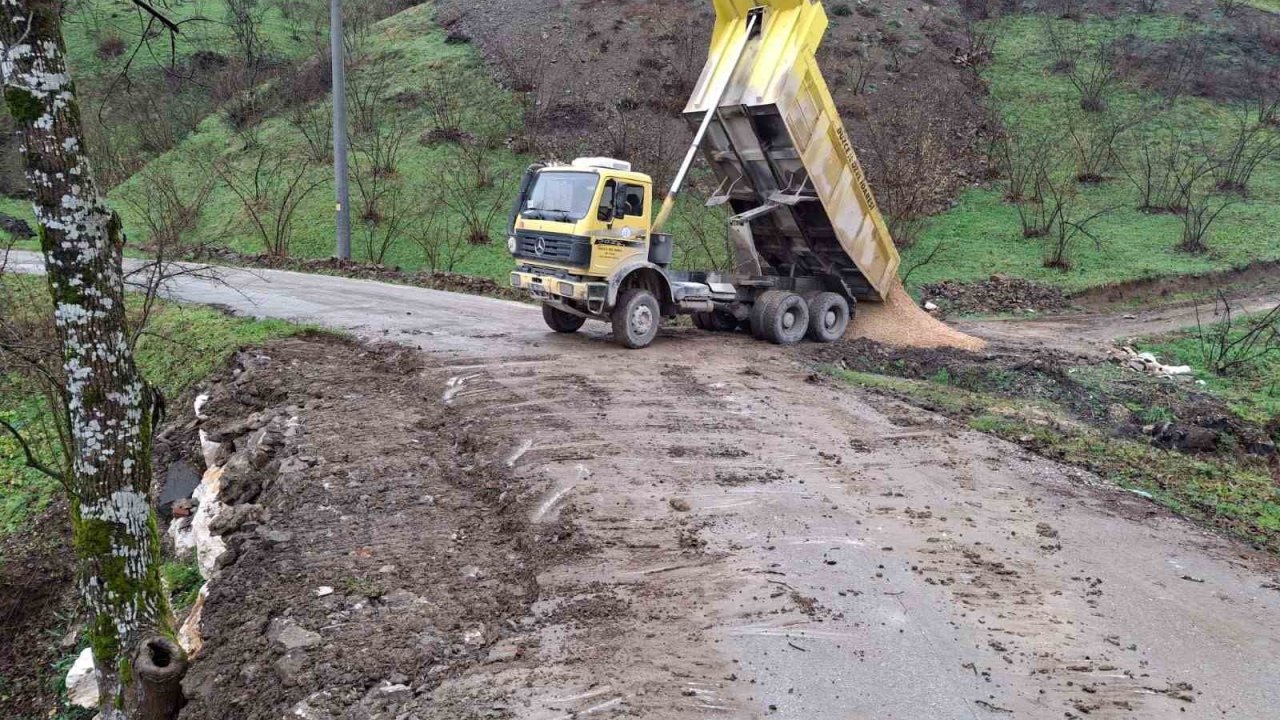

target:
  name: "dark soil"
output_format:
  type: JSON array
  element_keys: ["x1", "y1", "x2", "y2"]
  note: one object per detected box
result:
[
  {"x1": 921, "y1": 275, "x2": 1071, "y2": 316},
  {"x1": 438, "y1": 0, "x2": 991, "y2": 217},
  {"x1": 0, "y1": 501, "x2": 77, "y2": 719},
  {"x1": 806, "y1": 337, "x2": 1279, "y2": 459},
  {"x1": 191, "y1": 248, "x2": 527, "y2": 303},
  {"x1": 179, "y1": 335, "x2": 583, "y2": 719}
]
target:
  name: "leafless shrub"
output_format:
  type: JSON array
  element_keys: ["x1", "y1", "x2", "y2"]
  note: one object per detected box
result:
[
  {"x1": 1217, "y1": 0, "x2": 1245, "y2": 17},
  {"x1": 421, "y1": 72, "x2": 469, "y2": 143},
  {"x1": 1040, "y1": 176, "x2": 1116, "y2": 270},
  {"x1": 1208, "y1": 105, "x2": 1280, "y2": 195},
  {"x1": 435, "y1": 147, "x2": 514, "y2": 246},
  {"x1": 1177, "y1": 159, "x2": 1235, "y2": 254},
  {"x1": 213, "y1": 149, "x2": 325, "y2": 256},
  {"x1": 118, "y1": 161, "x2": 218, "y2": 257},
  {"x1": 288, "y1": 101, "x2": 333, "y2": 164},
  {"x1": 358, "y1": 183, "x2": 410, "y2": 265},
  {"x1": 1051, "y1": 0, "x2": 1084, "y2": 20},
  {"x1": 672, "y1": 194, "x2": 731, "y2": 272},
  {"x1": 989, "y1": 114, "x2": 1061, "y2": 202},
  {"x1": 410, "y1": 208, "x2": 472, "y2": 273},
  {"x1": 1047, "y1": 23, "x2": 1122, "y2": 111},
  {"x1": 1118, "y1": 132, "x2": 1200, "y2": 212},
  {"x1": 858, "y1": 79, "x2": 966, "y2": 247},
  {"x1": 1135, "y1": 0, "x2": 1163, "y2": 13},
  {"x1": 1196, "y1": 293, "x2": 1280, "y2": 376},
  {"x1": 224, "y1": 0, "x2": 268, "y2": 74},
  {"x1": 1067, "y1": 111, "x2": 1145, "y2": 182}
]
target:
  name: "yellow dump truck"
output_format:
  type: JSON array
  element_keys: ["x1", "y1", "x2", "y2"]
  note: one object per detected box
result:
[{"x1": 508, "y1": 0, "x2": 901, "y2": 349}]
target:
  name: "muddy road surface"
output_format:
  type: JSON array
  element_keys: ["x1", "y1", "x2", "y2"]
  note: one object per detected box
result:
[
  {"x1": 957, "y1": 288, "x2": 1280, "y2": 356},
  {"x1": 8, "y1": 251, "x2": 1280, "y2": 719}
]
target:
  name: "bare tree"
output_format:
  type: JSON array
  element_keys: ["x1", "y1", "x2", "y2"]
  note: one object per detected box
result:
[
  {"x1": 0, "y1": 2, "x2": 190, "y2": 717},
  {"x1": 224, "y1": 0, "x2": 268, "y2": 75},
  {"x1": 1196, "y1": 293, "x2": 1280, "y2": 376},
  {"x1": 214, "y1": 149, "x2": 325, "y2": 256}
]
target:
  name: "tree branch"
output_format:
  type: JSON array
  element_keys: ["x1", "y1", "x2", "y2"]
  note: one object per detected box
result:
[
  {"x1": 0, "y1": 417, "x2": 62, "y2": 482},
  {"x1": 129, "y1": 0, "x2": 181, "y2": 35}
]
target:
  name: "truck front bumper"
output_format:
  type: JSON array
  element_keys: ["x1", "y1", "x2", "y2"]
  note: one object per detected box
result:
[{"x1": 511, "y1": 271, "x2": 609, "y2": 314}]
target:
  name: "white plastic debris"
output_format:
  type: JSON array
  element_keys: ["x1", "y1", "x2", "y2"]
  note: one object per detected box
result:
[
  {"x1": 193, "y1": 393, "x2": 211, "y2": 420},
  {"x1": 66, "y1": 648, "x2": 98, "y2": 708},
  {"x1": 1115, "y1": 346, "x2": 1194, "y2": 378}
]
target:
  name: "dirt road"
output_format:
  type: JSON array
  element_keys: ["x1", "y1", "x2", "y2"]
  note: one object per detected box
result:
[
  {"x1": 8, "y1": 250, "x2": 1279, "y2": 719},
  {"x1": 957, "y1": 289, "x2": 1280, "y2": 356}
]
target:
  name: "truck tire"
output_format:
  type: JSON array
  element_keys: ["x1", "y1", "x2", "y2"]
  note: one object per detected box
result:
[
  {"x1": 749, "y1": 290, "x2": 788, "y2": 340},
  {"x1": 612, "y1": 288, "x2": 661, "y2": 349},
  {"x1": 761, "y1": 292, "x2": 810, "y2": 345},
  {"x1": 806, "y1": 292, "x2": 850, "y2": 342},
  {"x1": 543, "y1": 304, "x2": 585, "y2": 333}
]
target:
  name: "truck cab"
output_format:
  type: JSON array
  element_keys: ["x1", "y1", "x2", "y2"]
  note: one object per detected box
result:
[{"x1": 508, "y1": 158, "x2": 679, "y2": 346}]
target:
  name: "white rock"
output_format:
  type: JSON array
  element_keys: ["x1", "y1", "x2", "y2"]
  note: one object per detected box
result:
[
  {"x1": 315, "y1": 586, "x2": 335, "y2": 597},
  {"x1": 923, "y1": 300, "x2": 940, "y2": 312},
  {"x1": 191, "y1": 466, "x2": 228, "y2": 579},
  {"x1": 178, "y1": 583, "x2": 210, "y2": 656},
  {"x1": 199, "y1": 429, "x2": 222, "y2": 468},
  {"x1": 66, "y1": 648, "x2": 98, "y2": 708}
]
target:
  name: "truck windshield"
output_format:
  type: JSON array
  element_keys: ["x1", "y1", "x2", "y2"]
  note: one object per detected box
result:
[{"x1": 521, "y1": 171, "x2": 599, "y2": 222}]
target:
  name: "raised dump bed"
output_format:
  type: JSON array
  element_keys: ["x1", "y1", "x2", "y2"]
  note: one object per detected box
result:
[{"x1": 685, "y1": 0, "x2": 900, "y2": 302}]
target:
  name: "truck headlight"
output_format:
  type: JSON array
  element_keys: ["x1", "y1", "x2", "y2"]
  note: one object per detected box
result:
[{"x1": 507, "y1": 236, "x2": 517, "y2": 253}]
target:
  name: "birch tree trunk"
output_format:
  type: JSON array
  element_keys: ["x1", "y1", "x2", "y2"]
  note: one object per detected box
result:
[{"x1": 0, "y1": 2, "x2": 184, "y2": 717}]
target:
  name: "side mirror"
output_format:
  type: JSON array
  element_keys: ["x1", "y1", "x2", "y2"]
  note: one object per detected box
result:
[
  {"x1": 614, "y1": 195, "x2": 629, "y2": 219},
  {"x1": 597, "y1": 205, "x2": 614, "y2": 222}
]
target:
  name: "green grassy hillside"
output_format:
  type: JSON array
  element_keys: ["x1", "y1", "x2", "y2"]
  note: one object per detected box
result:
[{"x1": 902, "y1": 15, "x2": 1280, "y2": 294}]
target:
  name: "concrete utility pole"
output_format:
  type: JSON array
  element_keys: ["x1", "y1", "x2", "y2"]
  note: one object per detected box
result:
[{"x1": 330, "y1": 0, "x2": 351, "y2": 259}]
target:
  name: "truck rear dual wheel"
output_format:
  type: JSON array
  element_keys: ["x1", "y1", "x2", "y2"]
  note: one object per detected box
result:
[
  {"x1": 805, "y1": 292, "x2": 851, "y2": 343},
  {"x1": 542, "y1": 304, "x2": 586, "y2": 333},
  {"x1": 753, "y1": 291, "x2": 810, "y2": 346},
  {"x1": 612, "y1": 288, "x2": 661, "y2": 349}
]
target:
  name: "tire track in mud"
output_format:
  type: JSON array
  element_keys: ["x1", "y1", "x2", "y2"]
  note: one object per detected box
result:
[{"x1": 429, "y1": 333, "x2": 1280, "y2": 720}]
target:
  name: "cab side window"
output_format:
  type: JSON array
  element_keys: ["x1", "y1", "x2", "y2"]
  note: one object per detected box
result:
[{"x1": 618, "y1": 184, "x2": 645, "y2": 218}]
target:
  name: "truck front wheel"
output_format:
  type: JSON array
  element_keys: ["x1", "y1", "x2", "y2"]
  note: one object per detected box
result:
[
  {"x1": 806, "y1": 292, "x2": 850, "y2": 342},
  {"x1": 543, "y1": 304, "x2": 586, "y2": 333},
  {"x1": 612, "y1": 289, "x2": 661, "y2": 349}
]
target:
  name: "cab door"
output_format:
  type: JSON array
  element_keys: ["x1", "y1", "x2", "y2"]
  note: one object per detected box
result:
[{"x1": 588, "y1": 178, "x2": 651, "y2": 276}]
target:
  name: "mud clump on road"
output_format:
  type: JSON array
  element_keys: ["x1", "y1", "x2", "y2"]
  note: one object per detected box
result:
[
  {"x1": 921, "y1": 276, "x2": 1069, "y2": 316},
  {"x1": 178, "y1": 335, "x2": 587, "y2": 719},
  {"x1": 852, "y1": 282, "x2": 986, "y2": 351}
]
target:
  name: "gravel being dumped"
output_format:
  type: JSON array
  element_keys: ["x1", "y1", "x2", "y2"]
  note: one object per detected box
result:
[{"x1": 850, "y1": 281, "x2": 986, "y2": 351}]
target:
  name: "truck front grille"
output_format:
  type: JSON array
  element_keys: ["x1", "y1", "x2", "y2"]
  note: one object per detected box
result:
[{"x1": 513, "y1": 232, "x2": 590, "y2": 266}]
